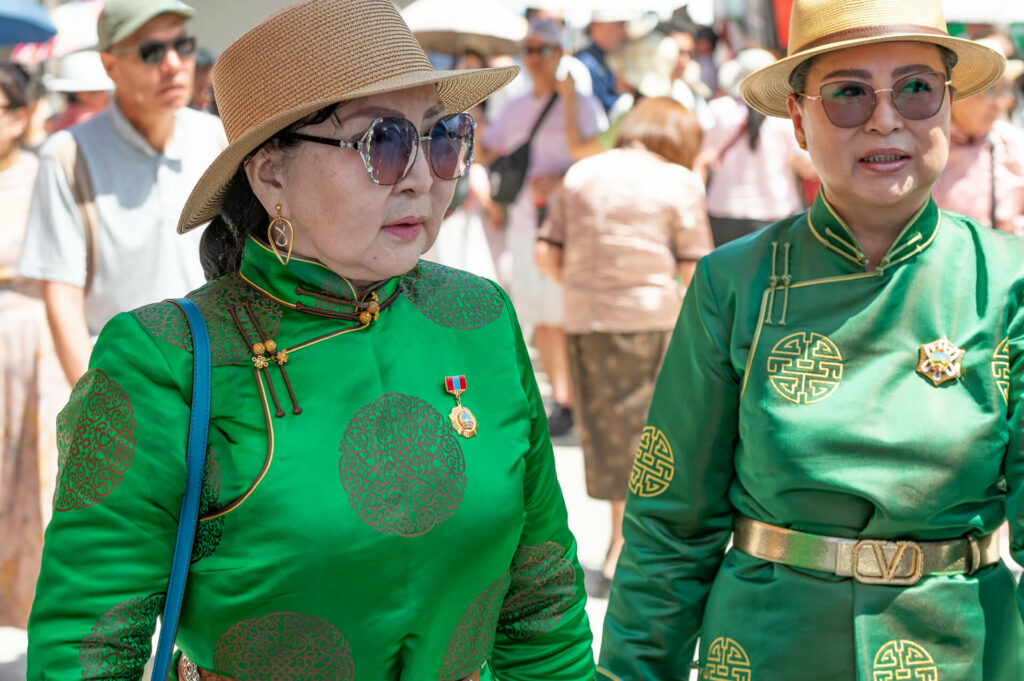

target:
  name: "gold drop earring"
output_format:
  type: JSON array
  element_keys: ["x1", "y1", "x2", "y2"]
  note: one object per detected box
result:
[{"x1": 267, "y1": 204, "x2": 294, "y2": 266}]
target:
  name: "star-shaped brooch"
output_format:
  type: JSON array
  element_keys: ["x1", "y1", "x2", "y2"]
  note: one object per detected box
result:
[{"x1": 917, "y1": 337, "x2": 964, "y2": 386}]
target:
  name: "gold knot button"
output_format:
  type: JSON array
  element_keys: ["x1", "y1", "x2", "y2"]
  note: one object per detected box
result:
[
  {"x1": 359, "y1": 311, "x2": 372, "y2": 324},
  {"x1": 252, "y1": 342, "x2": 266, "y2": 356},
  {"x1": 265, "y1": 339, "x2": 278, "y2": 353}
]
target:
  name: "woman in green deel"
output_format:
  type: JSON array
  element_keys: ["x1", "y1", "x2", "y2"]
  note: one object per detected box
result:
[
  {"x1": 27, "y1": 0, "x2": 596, "y2": 679},
  {"x1": 599, "y1": 0, "x2": 1024, "y2": 679}
]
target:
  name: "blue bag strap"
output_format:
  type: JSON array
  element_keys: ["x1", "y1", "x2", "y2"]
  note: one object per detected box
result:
[{"x1": 152, "y1": 297, "x2": 212, "y2": 681}]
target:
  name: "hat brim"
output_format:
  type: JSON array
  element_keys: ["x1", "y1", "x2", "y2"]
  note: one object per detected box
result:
[
  {"x1": 42, "y1": 76, "x2": 114, "y2": 93},
  {"x1": 740, "y1": 34, "x2": 1006, "y2": 118},
  {"x1": 176, "y1": 64, "x2": 518, "y2": 234}
]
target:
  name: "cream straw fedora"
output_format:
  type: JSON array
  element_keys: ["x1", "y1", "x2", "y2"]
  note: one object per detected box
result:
[
  {"x1": 177, "y1": 0, "x2": 519, "y2": 233},
  {"x1": 740, "y1": 0, "x2": 1005, "y2": 118}
]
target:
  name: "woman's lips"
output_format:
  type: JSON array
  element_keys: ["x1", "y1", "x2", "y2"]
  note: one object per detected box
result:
[
  {"x1": 858, "y1": 150, "x2": 911, "y2": 173},
  {"x1": 381, "y1": 218, "x2": 424, "y2": 240}
]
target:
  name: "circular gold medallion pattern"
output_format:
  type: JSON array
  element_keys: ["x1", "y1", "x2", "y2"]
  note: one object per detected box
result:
[
  {"x1": 702, "y1": 637, "x2": 751, "y2": 681},
  {"x1": 872, "y1": 640, "x2": 938, "y2": 681},
  {"x1": 628, "y1": 426, "x2": 674, "y2": 498},
  {"x1": 766, "y1": 332, "x2": 843, "y2": 404}
]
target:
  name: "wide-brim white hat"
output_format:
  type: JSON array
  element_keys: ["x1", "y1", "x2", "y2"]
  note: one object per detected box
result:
[{"x1": 43, "y1": 51, "x2": 114, "y2": 93}]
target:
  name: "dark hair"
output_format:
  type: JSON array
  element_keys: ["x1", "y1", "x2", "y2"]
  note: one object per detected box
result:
[
  {"x1": 198, "y1": 103, "x2": 340, "y2": 280},
  {"x1": 788, "y1": 44, "x2": 959, "y2": 94},
  {"x1": 0, "y1": 62, "x2": 35, "y2": 110},
  {"x1": 746, "y1": 108, "x2": 767, "y2": 149},
  {"x1": 615, "y1": 96, "x2": 702, "y2": 168}
]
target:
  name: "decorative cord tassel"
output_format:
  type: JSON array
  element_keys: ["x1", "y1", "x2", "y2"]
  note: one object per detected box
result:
[
  {"x1": 779, "y1": 243, "x2": 793, "y2": 326},
  {"x1": 765, "y1": 241, "x2": 780, "y2": 326},
  {"x1": 242, "y1": 302, "x2": 301, "y2": 416},
  {"x1": 229, "y1": 306, "x2": 286, "y2": 418}
]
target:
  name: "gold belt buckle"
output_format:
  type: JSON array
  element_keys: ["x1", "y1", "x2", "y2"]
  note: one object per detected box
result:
[{"x1": 851, "y1": 539, "x2": 924, "y2": 585}]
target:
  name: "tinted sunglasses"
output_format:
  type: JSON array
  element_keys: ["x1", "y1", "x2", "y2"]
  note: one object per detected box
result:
[
  {"x1": 113, "y1": 36, "x2": 197, "y2": 65},
  {"x1": 522, "y1": 45, "x2": 558, "y2": 58},
  {"x1": 799, "y1": 71, "x2": 951, "y2": 128},
  {"x1": 282, "y1": 112, "x2": 476, "y2": 186}
]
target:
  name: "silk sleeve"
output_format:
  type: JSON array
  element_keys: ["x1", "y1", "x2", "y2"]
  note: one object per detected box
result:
[
  {"x1": 488, "y1": 287, "x2": 595, "y2": 681},
  {"x1": 597, "y1": 257, "x2": 739, "y2": 679},
  {"x1": 27, "y1": 311, "x2": 191, "y2": 680},
  {"x1": 1003, "y1": 293, "x2": 1024, "y2": 625}
]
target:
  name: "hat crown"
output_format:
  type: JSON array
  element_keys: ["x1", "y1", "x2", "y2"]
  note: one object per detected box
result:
[
  {"x1": 788, "y1": 0, "x2": 948, "y2": 56},
  {"x1": 212, "y1": 0, "x2": 433, "y2": 144}
]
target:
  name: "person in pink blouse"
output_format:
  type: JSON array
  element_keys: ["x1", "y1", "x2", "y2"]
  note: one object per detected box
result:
[{"x1": 932, "y1": 39, "x2": 1024, "y2": 236}]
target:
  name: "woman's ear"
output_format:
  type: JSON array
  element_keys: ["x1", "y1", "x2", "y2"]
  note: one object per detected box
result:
[
  {"x1": 787, "y1": 94, "x2": 808, "y2": 150},
  {"x1": 244, "y1": 147, "x2": 286, "y2": 216}
]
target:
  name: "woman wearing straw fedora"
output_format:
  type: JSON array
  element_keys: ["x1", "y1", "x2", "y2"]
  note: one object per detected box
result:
[
  {"x1": 599, "y1": 0, "x2": 1024, "y2": 679},
  {"x1": 26, "y1": 1, "x2": 595, "y2": 680}
]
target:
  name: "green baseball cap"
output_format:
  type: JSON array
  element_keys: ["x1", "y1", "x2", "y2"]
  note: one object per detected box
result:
[{"x1": 98, "y1": 0, "x2": 196, "y2": 51}]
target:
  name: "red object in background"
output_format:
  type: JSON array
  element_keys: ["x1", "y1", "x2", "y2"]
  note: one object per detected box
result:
[
  {"x1": 803, "y1": 177, "x2": 821, "y2": 206},
  {"x1": 773, "y1": 0, "x2": 795, "y2": 50}
]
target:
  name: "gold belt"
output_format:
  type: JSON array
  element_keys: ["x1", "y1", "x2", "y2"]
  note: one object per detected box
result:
[{"x1": 732, "y1": 516, "x2": 1000, "y2": 586}]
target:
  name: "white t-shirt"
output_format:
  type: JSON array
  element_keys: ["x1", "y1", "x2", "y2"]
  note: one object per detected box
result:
[{"x1": 19, "y1": 102, "x2": 227, "y2": 334}]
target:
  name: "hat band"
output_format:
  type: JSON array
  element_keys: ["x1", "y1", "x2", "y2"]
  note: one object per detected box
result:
[{"x1": 793, "y1": 24, "x2": 949, "y2": 56}]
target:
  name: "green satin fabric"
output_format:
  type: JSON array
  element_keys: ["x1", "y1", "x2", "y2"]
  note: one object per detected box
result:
[
  {"x1": 28, "y1": 238, "x2": 594, "y2": 680},
  {"x1": 599, "y1": 195, "x2": 1024, "y2": 680}
]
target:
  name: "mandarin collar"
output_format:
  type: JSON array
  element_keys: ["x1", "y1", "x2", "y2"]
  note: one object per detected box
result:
[
  {"x1": 238, "y1": 237, "x2": 400, "y2": 315},
  {"x1": 806, "y1": 192, "x2": 941, "y2": 273}
]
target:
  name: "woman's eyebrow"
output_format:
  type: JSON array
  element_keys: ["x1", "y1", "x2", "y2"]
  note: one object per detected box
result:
[
  {"x1": 820, "y1": 68, "x2": 872, "y2": 81},
  {"x1": 893, "y1": 63, "x2": 939, "y2": 78}
]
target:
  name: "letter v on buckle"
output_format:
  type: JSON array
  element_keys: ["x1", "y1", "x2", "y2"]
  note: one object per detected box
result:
[{"x1": 851, "y1": 539, "x2": 924, "y2": 585}]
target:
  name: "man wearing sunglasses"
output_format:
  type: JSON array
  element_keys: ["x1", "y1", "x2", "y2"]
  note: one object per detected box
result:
[{"x1": 18, "y1": 0, "x2": 227, "y2": 386}]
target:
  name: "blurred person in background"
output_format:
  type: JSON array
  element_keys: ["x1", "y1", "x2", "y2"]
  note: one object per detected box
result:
[
  {"x1": 18, "y1": 0, "x2": 226, "y2": 387},
  {"x1": 43, "y1": 51, "x2": 113, "y2": 133},
  {"x1": 0, "y1": 62, "x2": 67, "y2": 630},
  {"x1": 932, "y1": 38, "x2": 1024, "y2": 235},
  {"x1": 478, "y1": 18, "x2": 607, "y2": 436},
  {"x1": 695, "y1": 25, "x2": 721, "y2": 95},
  {"x1": 659, "y1": 20, "x2": 716, "y2": 129},
  {"x1": 190, "y1": 47, "x2": 216, "y2": 113},
  {"x1": 698, "y1": 48, "x2": 816, "y2": 246},
  {"x1": 576, "y1": 11, "x2": 630, "y2": 113},
  {"x1": 536, "y1": 97, "x2": 712, "y2": 596}
]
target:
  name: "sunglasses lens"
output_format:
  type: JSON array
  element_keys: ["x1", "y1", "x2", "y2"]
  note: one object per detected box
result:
[
  {"x1": 428, "y1": 113, "x2": 474, "y2": 180},
  {"x1": 892, "y1": 72, "x2": 946, "y2": 120},
  {"x1": 819, "y1": 80, "x2": 875, "y2": 128},
  {"x1": 138, "y1": 42, "x2": 167, "y2": 64},
  {"x1": 367, "y1": 118, "x2": 418, "y2": 185},
  {"x1": 175, "y1": 37, "x2": 198, "y2": 58}
]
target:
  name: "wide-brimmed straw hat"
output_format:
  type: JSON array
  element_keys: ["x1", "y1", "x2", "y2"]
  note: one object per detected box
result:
[
  {"x1": 177, "y1": 0, "x2": 518, "y2": 233},
  {"x1": 740, "y1": 0, "x2": 1006, "y2": 118}
]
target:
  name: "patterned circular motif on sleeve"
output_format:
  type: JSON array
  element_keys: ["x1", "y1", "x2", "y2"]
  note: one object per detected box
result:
[
  {"x1": 628, "y1": 426, "x2": 674, "y2": 498},
  {"x1": 192, "y1": 450, "x2": 224, "y2": 563},
  {"x1": 400, "y1": 261, "x2": 504, "y2": 329},
  {"x1": 701, "y1": 637, "x2": 751, "y2": 681},
  {"x1": 79, "y1": 593, "x2": 165, "y2": 678},
  {"x1": 872, "y1": 640, "x2": 938, "y2": 681},
  {"x1": 439, "y1": 572, "x2": 511, "y2": 680},
  {"x1": 993, "y1": 337, "x2": 1010, "y2": 405},
  {"x1": 214, "y1": 612, "x2": 354, "y2": 681},
  {"x1": 766, "y1": 332, "x2": 843, "y2": 404},
  {"x1": 498, "y1": 541, "x2": 576, "y2": 640},
  {"x1": 132, "y1": 273, "x2": 282, "y2": 365},
  {"x1": 54, "y1": 369, "x2": 136, "y2": 512},
  {"x1": 340, "y1": 393, "x2": 466, "y2": 536}
]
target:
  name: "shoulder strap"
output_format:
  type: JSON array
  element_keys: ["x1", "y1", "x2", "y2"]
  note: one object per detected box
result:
[
  {"x1": 526, "y1": 93, "x2": 559, "y2": 145},
  {"x1": 152, "y1": 297, "x2": 212, "y2": 681},
  {"x1": 50, "y1": 133, "x2": 101, "y2": 294}
]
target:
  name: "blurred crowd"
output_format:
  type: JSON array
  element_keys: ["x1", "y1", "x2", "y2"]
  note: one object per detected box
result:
[{"x1": 4, "y1": 0, "x2": 1024, "y2": 628}]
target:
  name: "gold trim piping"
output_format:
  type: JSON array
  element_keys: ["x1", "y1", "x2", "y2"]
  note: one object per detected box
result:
[
  {"x1": 285, "y1": 324, "x2": 369, "y2": 354},
  {"x1": 248, "y1": 237, "x2": 363, "y2": 299},
  {"x1": 596, "y1": 668, "x2": 625, "y2": 681},
  {"x1": 740, "y1": 288, "x2": 771, "y2": 398},
  {"x1": 200, "y1": 368, "x2": 275, "y2": 522},
  {"x1": 239, "y1": 271, "x2": 298, "y2": 310},
  {"x1": 808, "y1": 214, "x2": 864, "y2": 266},
  {"x1": 788, "y1": 271, "x2": 880, "y2": 289}
]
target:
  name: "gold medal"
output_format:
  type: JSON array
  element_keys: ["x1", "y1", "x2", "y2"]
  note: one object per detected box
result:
[
  {"x1": 445, "y1": 375, "x2": 477, "y2": 438},
  {"x1": 917, "y1": 337, "x2": 964, "y2": 386}
]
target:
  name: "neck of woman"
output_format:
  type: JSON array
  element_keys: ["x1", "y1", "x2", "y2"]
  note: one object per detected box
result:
[
  {"x1": 0, "y1": 145, "x2": 20, "y2": 173},
  {"x1": 825, "y1": 188, "x2": 929, "y2": 270}
]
